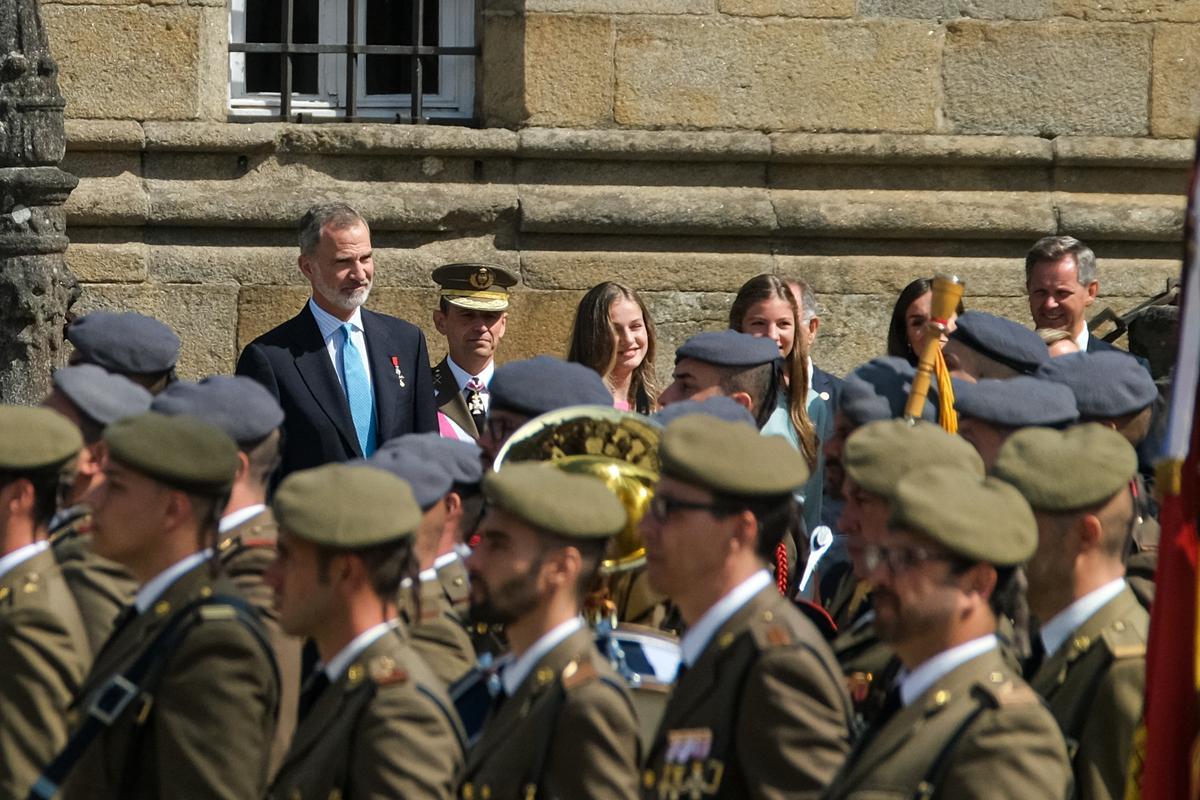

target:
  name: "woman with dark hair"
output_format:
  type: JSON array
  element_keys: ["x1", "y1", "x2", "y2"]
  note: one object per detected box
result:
[
  {"x1": 730, "y1": 274, "x2": 826, "y2": 536},
  {"x1": 887, "y1": 277, "x2": 964, "y2": 366},
  {"x1": 566, "y1": 282, "x2": 659, "y2": 413}
]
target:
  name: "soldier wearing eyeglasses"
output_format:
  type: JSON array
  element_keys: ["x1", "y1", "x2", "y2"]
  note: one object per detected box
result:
[
  {"x1": 639, "y1": 415, "x2": 852, "y2": 800},
  {"x1": 822, "y1": 466, "x2": 1071, "y2": 799}
]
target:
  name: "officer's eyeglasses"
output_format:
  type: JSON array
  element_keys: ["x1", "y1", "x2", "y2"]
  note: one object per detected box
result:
[
  {"x1": 862, "y1": 543, "x2": 951, "y2": 574},
  {"x1": 647, "y1": 495, "x2": 733, "y2": 522}
]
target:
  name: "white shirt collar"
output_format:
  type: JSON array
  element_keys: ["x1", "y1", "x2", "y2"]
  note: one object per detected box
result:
[
  {"x1": 218, "y1": 504, "x2": 267, "y2": 535},
  {"x1": 805, "y1": 355, "x2": 814, "y2": 389},
  {"x1": 446, "y1": 356, "x2": 495, "y2": 391},
  {"x1": 308, "y1": 297, "x2": 364, "y2": 341},
  {"x1": 501, "y1": 616, "x2": 583, "y2": 696},
  {"x1": 1074, "y1": 325, "x2": 1090, "y2": 352},
  {"x1": 899, "y1": 634, "x2": 998, "y2": 707},
  {"x1": 134, "y1": 549, "x2": 212, "y2": 614},
  {"x1": 323, "y1": 619, "x2": 398, "y2": 682},
  {"x1": 0, "y1": 540, "x2": 50, "y2": 582},
  {"x1": 680, "y1": 570, "x2": 772, "y2": 667},
  {"x1": 420, "y1": 549, "x2": 465, "y2": 582},
  {"x1": 1040, "y1": 578, "x2": 1126, "y2": 658}
]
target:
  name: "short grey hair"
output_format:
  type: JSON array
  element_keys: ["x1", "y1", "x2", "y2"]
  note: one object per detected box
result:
[
  {"x1": 782, "y1": 276, "x2": 820, "y2": 322},
  {"x1": 298, "y1": 203, "x2": 367, "y2": 256},
  {"x1": 1025, "y1": 235, "x2": 1097, "y2": 287}
]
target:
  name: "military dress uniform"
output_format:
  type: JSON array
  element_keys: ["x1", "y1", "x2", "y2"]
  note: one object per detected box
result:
[{"x1": 409, "y1": 554, "x2": 477, "y2": 687}]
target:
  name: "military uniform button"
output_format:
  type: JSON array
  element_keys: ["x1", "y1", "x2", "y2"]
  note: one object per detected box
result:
[
  {"x1": 480, "y1": 786, "x2": 491, "y2": 799},
  {"x1": 462, "y1": 783, "x2": 474, "y2": 799},
  {"x1": 454, "y1": 576, "x2": 465, "y2": 586},
  {"x1": 989, "y1": 671, "x2": 1004, "y2": 684},
  {"x1": 762, "y1": 610, "x2": 774, "y2": 622},
  {"x1": 154, "y1": 600, "x2": 171, "y2": 616},
  {"x1": 1072, "y1": 635, "x2": 1091, "y2": 651},
  {"x1": 643, "y1": 770, "x2": 656, "y2": 788},
  {"x1": 934, "y1": 690, "x2": 950, "y2": 706},
  {"x1": 718, "y1": 632, "x2": 735, "y2": 649},
  {"x1": 1113, "y1": 621, "x2": 1126, "y2": 632}
]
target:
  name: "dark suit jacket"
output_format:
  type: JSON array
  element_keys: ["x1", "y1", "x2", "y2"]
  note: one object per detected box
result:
[
  {"x1": 1086, "y1": 333, "x2": 1152, "y2": 372},
  {"x1": 811, "y1": 364, "x2": 843, "y2": 413},
  {"x1": 237, "y1": 304, "x2": 438, "y2": 478}
]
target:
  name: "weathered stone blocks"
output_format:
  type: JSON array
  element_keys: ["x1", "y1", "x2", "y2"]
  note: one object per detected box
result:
[
  {"x1": 1151, "y1": 24, "x2": 1200, "y2": 138},
  {"x1": 524, "y1": 15, "x2": 615, "y2": 127}
]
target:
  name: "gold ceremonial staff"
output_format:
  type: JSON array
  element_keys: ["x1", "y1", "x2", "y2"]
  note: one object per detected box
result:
[{"x1": 904, "y1": 274, "x2": 964, "y2": 431}]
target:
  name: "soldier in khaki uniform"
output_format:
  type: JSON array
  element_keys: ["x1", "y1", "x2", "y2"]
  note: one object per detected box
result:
[
  {"x1": 640, "y1": 415, "x2": 853, "y2": 800},
  {"x1": 461, "y1": 463, "x2": 641, "y2": 800},
  {"x1": 266, "y1": 463, "x2": 465, "y2": 800},
  {"x1": 822, "y1": 466, "x2": 1071, "y2": 799},
  {"x1": 0, "y1": 407, "x2": 90, "y2": 798},
  {"x1": 994, "y1": 424, "x2": 1148, "y2": 800},
  {"x1": 45, "y1": 412, "x2": 280, "y2": 800},
  {"x1": 152, "y1": 374, "x2": 302, "y2": 777}
]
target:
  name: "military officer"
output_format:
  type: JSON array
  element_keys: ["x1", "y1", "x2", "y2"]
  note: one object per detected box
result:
[
  {"x1": 46, "y1": 412, "x2": 280, "y2": 800},
  {"x1": 640, "y1": 415, "x2": 853, "y2": 800},
  {"x1": 953, "y1": 376, "x2": 1079, "y2": 470},
  {"x1": 430, "y1": 263, "x2": 519, "y2": 442},
  {"x1": 41, "y1": 364, "x2": 147, "y2": 653},
  {"x1": 461, "y1": 463, "x2": 641, "y2": 800},
  {"x1": 942, "y1": 310, "x2": 1051, "y2": 380},
  {"x1": 0, "y1": 407, "x2": 90, "y2": 798},
  {"x1": 822, "y1": 466, "x2": 1071, "y2": 799},
  {"x1": 993, "y1": 424, "x2": 1147, "y2": 800},
  {"x1": 151, "y1": 374, "x2": 301, "y2": 776},
  {"x1": 836, "y1": 419, "x2": 985, "y2": 729},
  {"x1": 266, "y1": 463, "x2": 465, "y2": 799},
  {"x1": 66, "y1": 310, "x2": 181, "y2": 393}
]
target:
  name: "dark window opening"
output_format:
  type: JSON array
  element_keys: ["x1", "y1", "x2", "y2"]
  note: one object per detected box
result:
[
  {"x1": 365, "y1": 0, "x2": 440, "y2": 96},
  {"x1": 245, "y1": 0, "x2": 320, "y2": 94}
]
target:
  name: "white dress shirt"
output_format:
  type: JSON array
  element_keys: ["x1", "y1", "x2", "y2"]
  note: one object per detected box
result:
[
  {"x1": 899, "y1": 634, "x2": 998, "y2": 707},
  {"x1": 323, "y1": 619, "x2": 398, "y2": 682},
  {"x1": 134, "y1": 549, "x2": 212, "y2": 614},
  {"x1": 1074, "y1": 325, "x2": 1090, "y2": 352},
  {"x1": 501, "y1": 616, "x2": 583, "y2": 696},
  {"x1": 218, "y1": 503, "x2": 267, "y2": 535},
  {"x1": 679, "y1": 569, "x2": 772, "y2": 668},
  {"x1": 0, "y1": 540, "x2": 50, "y2": 582},
  {"x1": 309, "y1": 298, "x2": 373, "y2": 395},
  {"x1": 1039, "y1": 578, "x2": 1127, "y2": 659}
]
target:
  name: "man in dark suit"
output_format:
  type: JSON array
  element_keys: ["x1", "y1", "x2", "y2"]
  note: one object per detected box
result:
[
  {"x1": 237, "y1": 203, "x2": 437, "y2": 478},
  {"x1": 783, "y1": 276, "x2": 843, "y2": 411}
]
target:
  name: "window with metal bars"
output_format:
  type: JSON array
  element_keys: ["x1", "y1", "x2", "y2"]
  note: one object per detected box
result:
[{"x1": 228, "y1": 0, "x2": 476, "y2": 122}]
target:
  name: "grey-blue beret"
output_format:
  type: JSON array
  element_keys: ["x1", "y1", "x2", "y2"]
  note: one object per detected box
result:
[
  {"x1": 53, "y1": 364, "x2": 153, "y2": 427},
  {"x1": 379, "y1": 432, "x2": 483, "y2": 486},
  {"x1": 674, "y1": 330, "x2": 781, "y2": 367},
  {"x1": 1036, "y1": 351, "x2": 1157, "y2": 419},
  {"x1": 67, "y1": 311, "x2": 180, "y2": 374},
  {"x1": 841, "y1": 357, "x2": 936, "y2": 426},
  {"x1": 152, "y1": 375, "x2": 284, "y2": 445},
  {"x1": 652, "y1": 396, "x2": 758, "y2": 428},
  {"x1": 358, "y1": 448, "x2": 453, "y2": 511},
  {"x1": 490, "y1": 356, "x2": 612, "y2": 417},
  {"x1": 948, "y1": 311, "x2": 1048, "y2": 375},
  {"x1": 953, "y1": 376, "x2": 1078, "y2": 429}
]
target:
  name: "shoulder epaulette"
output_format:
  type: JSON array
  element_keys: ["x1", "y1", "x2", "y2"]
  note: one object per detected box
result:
[
  {"x1": 1099, "y1": 617, "x2": 1149, "y2": 661},
  {"x1": 974, "y1": 671, "x2": 1039, "y2": 709},
  {"x1": 367, "y1": 655, "x2": 410, "y2": 687},
  {"x1": 562, "y1": 658, "x2": 598, "y2": 690},
  {"x1": 748, "y1": 608, "x2": 795, "y2": 650}
]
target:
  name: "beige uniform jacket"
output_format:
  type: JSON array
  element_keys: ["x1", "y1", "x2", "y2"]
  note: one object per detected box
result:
[
  {"x1": 269, "y1": 624, "x2": 465, "y2": 800},
  {"x1": 462, "y1": 626, "x2": 641, "y2": 800},
  {"x1": 643, "y1": 585, "x2": 853, "y2": 800},
  {"x1": 822, "y1": 648, "x2": 1072, "y2": 800},
  {"x1": 1031, "y1": 585, "x2": 1148, "y2": 800},
  {"x1": 217, "y1": 506, "x2": 301, "y2": 778},
  {"x1": 50, "y1": 508, "x2": 137, "y2": 656},
  {"x1": 433, "y1": 357, "x2": 479, "y2": 440},
  {"x1": 0, "y1": 546, "x2": 91, "y2": 798},
  {"x1": 62, "y1": 560, "x2": 280, "y2": 800},
  {"x1": 410, "y1": 575, "x2": 477, "y2": 688}
]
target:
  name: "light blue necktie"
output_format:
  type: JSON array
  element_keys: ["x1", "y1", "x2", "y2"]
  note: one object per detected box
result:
[{"x1": 340, "y1": 323, "x2": 376, "y2": 456}]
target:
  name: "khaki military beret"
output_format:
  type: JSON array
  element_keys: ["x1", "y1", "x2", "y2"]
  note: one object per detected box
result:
[
  {"x1": 890, "y1": 467, "x2": 1037, "y2": 567},
  {"x1": 484, "y1": 463, "x2": 626, "y2": 539},
  {"x1": 0, "y1": 406, "x2": 82, "y2": 470},
  {"x1": 991, "y1": 423, "x2": 1137, "y2": 512},
  {"x1": 274, "y1": 463, "x2": 421, "y2": 547},
  {"x1": 104, "y1": 412, "x2": 238, "y2": 494},
  {"x1": 660, "y1": 415, "x2": 809, "y2": 496},
  {"x1": 844, "y1": 420, "x2": 983, "y2": 499}
]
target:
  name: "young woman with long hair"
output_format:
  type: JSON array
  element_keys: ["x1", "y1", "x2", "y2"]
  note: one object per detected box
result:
[{"x1": 567, "y1": 282, "x2": 660, "y2": 413}]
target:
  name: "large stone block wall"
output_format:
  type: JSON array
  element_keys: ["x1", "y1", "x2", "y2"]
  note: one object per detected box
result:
[{"x1": 40, "y1": 0, "x2": 1200, "y2": 383}]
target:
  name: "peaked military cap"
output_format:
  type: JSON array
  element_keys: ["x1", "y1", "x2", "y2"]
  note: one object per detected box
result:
[
  {"x1": 152, "y1": 375, "x2": 284, "y2": 445},
  {"x1": 274, "y1": 463, "x2": 420, "y2": 547},
  {"x1": 1036, "y1": 351, "x2": 1157, "y2": 418},
  {"x1": 484, "y1": 462, "x2": 626, "y2": 539},
  {"x1": 361, "y1": 447, "x2": 454, "y2": 510},
  {"x1": 490, "y1": 356, "x2": 612, "y2": 417},
  {"x1": 0, "y1": 406, "x2": 82, "y2": 470},
  {"x1": 104, "y1": 412, "x2": 239, "y2": 494},
  {"x1": 840, "y1": 357, "x2": 936, "y2": 426},
  {"x1": 992, "y1": 423, "x2": 1137, "y2": 512},
  {"x1": 953, "y1": 376, "x2": 1079, "y2": 429},
  {"x1": 948, "y1": 311, "x2": 1048, "y2": 375},
  {"x1": 674, "y1": 330, "x2": 781, "y2": 367},
  {"x1": 53, "y1": 364, "x2": 153, "y2": 427},
  {"x1": 844, "y1": 419, "x2": 983, "y2": 499},
  {"x1": 661, "y1": 414, "x2": 809, "y2": 496},
  {"x1": 432, "y1": 263, "x2": 518, "y2": 311},
  {"x1": 652, "y1": 396, "x2": 757, "y2": 428},
  {"x1": 379, "y1": 432, "x2": 483, "y2": 486},
  {"x1": 890, "y1": 466, "x2": 1037, "y2": 567},
  {"x1": 67, "y1": 311, "x2": 180, "y2": 374}
]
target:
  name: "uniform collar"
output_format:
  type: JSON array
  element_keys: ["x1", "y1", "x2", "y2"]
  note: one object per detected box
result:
[
  {"x1": 501, "y1": 616, "x2": 583, "y2": 696},
  {"x1": 1040, "y1": 577, "x2": 1126, "y2": 658},
  {"x1": 0, "y1": 540, "x2": 50, "y2": 582},
  {"x1": 135, "y1": 549, "x2": 212, "y2": 614},
  {"x1": 323, "y1": 619, "x2": 398, "y2": 682},
  {"x1": 446, "y1": 356, "x2": 494, "y2": 391},
  {"x1": 219, "y1": 503, "x2": 267, "y2": 534},
  {"x1": 899, "y1": 633, "x2": 997, "y2": 707},
  {"x1": 680, "y1": 569, "x2": 772, "y2": 667},
  {"x1": 308, "y1": 297, "x2": 364, "y2": 341}
]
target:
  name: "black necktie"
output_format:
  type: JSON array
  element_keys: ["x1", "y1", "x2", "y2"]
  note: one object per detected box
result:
[{"x1": 298, "y1": 672, "x2": 330, "y2": 720}]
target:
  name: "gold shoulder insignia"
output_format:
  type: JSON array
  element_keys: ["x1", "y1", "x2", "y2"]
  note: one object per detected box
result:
[
  {"x1": 1100, "y1": 617, "x2": 1149, "y2": 660},
  {"x1": 562, "y1": 659, "x2": 599, "y2": 690},
  {"x1": 989, "y1": 680, "x2": 1039, "y2": 708},
  {"x1": 368, "y1": 655, "x2": 409, "y2": 686}
]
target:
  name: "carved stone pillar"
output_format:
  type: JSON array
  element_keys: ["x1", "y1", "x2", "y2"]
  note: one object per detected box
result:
[{"x1": 0, "y1": 0, "x2": 78, "y2": 404}]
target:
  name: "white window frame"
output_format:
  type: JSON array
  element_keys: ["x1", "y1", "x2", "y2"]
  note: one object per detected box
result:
[{"x1": 228, "y1": 0, "x2": 475, "y2": 120}]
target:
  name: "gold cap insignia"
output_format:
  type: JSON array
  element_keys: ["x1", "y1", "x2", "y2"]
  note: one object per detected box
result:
[{"x1": 469, "y1": 268, "x2": 493, "y2": 290}]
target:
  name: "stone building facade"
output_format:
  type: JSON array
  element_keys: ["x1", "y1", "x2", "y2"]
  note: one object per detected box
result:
[{"x1": 44, "y1": 0, "x2": 1200, "y2": 379}]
